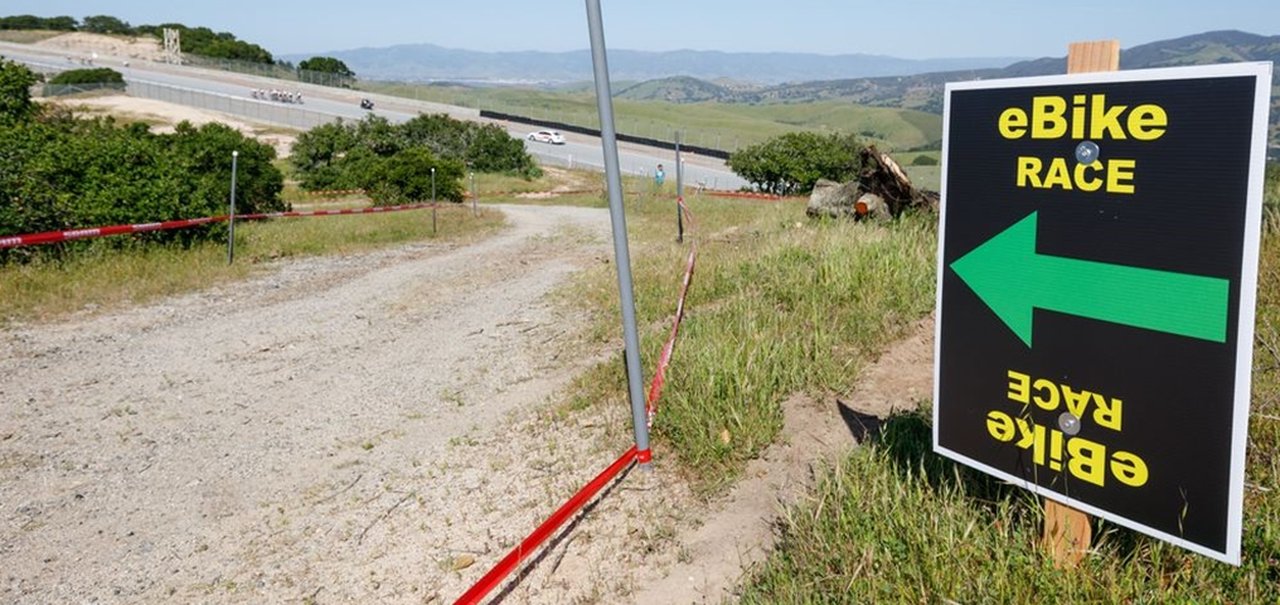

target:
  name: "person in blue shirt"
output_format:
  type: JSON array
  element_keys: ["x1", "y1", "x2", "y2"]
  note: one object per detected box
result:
[{"x1": 655, "y1": 164, "x2": 666, "y2": 189}]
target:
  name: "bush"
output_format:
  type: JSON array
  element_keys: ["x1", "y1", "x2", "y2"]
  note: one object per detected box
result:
[
  {"x1": 0, "y1": 108, "x2": 284, "y2": 263},
  {"x1": 0, "y1": 57, "x2": 40, "y2": 123},
  {"x1": 47, "y1": 68, "x2": 124, "y2": 86},
  {"x1": 911, "y1": 154, "x2": 939, "y2": 166},
  {"x1": 0, "y1": 15, "x2": 77, "y2": 31},
  {"x1": 81, "y1": 15, "x2": 134, "y2": 35},
  {"x1": 291, "y1": 114, "x2": 541, "y2": 193},
  {"x1": 361, "y1": 149, "x2": 464, "y2": 205},
  {"x1": 727, "y1": 132, "x2": 864, "y2": 195},
  {"x1": 297, "y1": 56, "x2": 355, "y2": 87}
]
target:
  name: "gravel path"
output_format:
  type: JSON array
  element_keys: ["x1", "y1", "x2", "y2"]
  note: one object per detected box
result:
[{"x1": 0, "y1": 204, "x2": 629, "y2": 602}]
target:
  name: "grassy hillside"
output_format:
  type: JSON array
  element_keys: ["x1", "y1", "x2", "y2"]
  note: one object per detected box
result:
[{"x1": 363, "y1": 81, "x2": 942, "y2": 152}]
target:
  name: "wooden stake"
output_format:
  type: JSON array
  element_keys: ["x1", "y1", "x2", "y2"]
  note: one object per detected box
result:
[{"x1": 1040, "y1": 38, "x2": 1120, "y2": 569}]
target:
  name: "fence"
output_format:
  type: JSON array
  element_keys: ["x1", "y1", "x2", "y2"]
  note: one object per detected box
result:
[
  {"x1": 38, "y1": 82, "x2": 126, "y2": 97},
  {"x1": 126, "y1": 78, "x2": 340, "y2": 131},
  {"x1": 181, "y1": 54, "x2": 356, "y2": 89}
]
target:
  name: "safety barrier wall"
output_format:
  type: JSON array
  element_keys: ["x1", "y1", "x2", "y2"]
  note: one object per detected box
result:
[
  {"x1": 126, "y1": 78, "x2": 341, "y2": 131},
  {"x1": 480, "y1": 110, "x2": 732, "y2": 160}
]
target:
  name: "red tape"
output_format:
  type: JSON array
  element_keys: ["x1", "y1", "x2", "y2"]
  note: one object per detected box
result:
[
  {"x1": 301, "y1": 188, "x2": 366, "y2": 197},
  {"x1": 645, "y1": 198, "x2": 698, "y2": 426},
  {"x1": 0, "y1": 204, "x2": 449, "y2": 250},
  {"x1": 704, "y1": 190, "x2": 782, "y2": 201},
  {"x1": 455, "y1": 197, "x2": 701, "y2": 603},
  {"x1": 453, "y1": 446, "x2": 639, "y2": 605}
]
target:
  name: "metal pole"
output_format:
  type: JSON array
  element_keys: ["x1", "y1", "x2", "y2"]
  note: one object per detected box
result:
[
  {"x1": 675, "y1": 131, "x2": 684, "y2": 244},
  {"x1": 470, "y1": 171, "x2": 478, "y2": 217},
  {"x1": 586, "y1": 0, "x2": 651, "y2": 467},
  {"x1": 227, "y1": 151, "x2": 238, "y2": 264},
  {"x1": 431, "y1": 167, "x2": 437, "y2": 235}
]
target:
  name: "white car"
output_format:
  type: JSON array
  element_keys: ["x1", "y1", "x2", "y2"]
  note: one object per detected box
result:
[{"x1": 526, "y1": 130, "x2": 565, "y2": 145}]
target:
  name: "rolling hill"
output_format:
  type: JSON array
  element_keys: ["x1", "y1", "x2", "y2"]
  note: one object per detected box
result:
[
  {"x1": 610, "y1": 31, "x2": 1280, "y2": 156},
  {"x1": 283, "y1": 45, "x2": 1023, "y2": 84}
]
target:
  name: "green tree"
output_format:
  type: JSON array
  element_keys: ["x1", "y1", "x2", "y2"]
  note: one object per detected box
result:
[
  {"x1": 727, "y1": 132, "x2": 864, "y2": 195},
  {"x1": 466, "y1": 123, "x2": 541, "y2": 178},
  {"x1": 0, "y1": 57, "x2": 40, "y2": 123},
  {"x1": 81, "y1": 15, "x2": 134, "y2": 35},
  {"x1": 166, "y1": 121, "x2": 285, "y2": 216},
  {"x1": 134, "y1": 23, "x2": 274, "y2": 64},
  {"x1": 361, "y1": 148, "x2": 464, "y2": 205},
  {"x1": 0, "y1": 114, "x2": 285, "y2": 263},
  {"x1": 297, "y1": 56, "x2": 355, "y2": 87},
  {"x1": 291, "y1": 113, "x2": 541, "y2": 195},
  {"x1": 0, "y1": 15, "x2": 77, "y2": 31}
]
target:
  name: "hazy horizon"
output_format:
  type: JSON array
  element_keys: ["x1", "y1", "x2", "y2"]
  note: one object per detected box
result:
[{"x1": 2, "y1": 1, "x2": 1276, "y2": 61}]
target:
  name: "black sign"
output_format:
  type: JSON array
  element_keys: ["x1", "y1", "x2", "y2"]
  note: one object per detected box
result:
[{"x1": 934, "y1": 63, "x2": 1272, "y2": 563}]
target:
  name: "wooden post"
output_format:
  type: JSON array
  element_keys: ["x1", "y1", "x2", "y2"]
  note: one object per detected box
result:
[{"x1": 1041, "y1": 38, "x2": 1120, "y2": 569}]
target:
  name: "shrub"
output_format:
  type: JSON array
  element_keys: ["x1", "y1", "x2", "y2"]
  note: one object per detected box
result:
[
  {"x1": 911, "y1": 154, "x2": 939, "y2": 166},
  {"x1": 47, "y1": 68, "x2": 124, "y2": 86},
  {"x1": 291, "y1": 114, "x2": 540, "y2": 193},
  {"x1": 0, "y1": 57, "x2": 40, "y2": 123},
  {"x1": 360, "y1": 148, "x2": 465, "y2": 205},
  {"x1": 0, "y1": 113, "x2": 284, "y2": 262},
  {"x1": 727, "y1": 132, "x2": 864, "y2": 195}
]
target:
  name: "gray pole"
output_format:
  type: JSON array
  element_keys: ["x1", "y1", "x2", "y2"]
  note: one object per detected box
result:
[
  {"x1": 586, "y1": 0, "x2": 651, "y2": 466},
  {"x1": 675, "y1": 131, "x2": 684, "y2": 244},
  {"x1": 431, "y1": 167, "x2": 437, "y2": 235},
  {"x1": 470, "y1": 171, "x2": 477, "y2": 217},
  {"x1": 227, "y1": 150, "x2": 238, "y2": 264}
]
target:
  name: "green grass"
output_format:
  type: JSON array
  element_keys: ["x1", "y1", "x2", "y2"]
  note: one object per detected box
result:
[
  {"x1": 0, "y1": 205, "x2": 503, "y2": 324},
  {"x1": 560, "y1": 195, "x2": 936, "y2": 492},
  {"x1": 546, "y1": 161, "x2": 1280, "y2": 600},
  {"x1": 737, "y1": 230, "x2": 1280, "y2": 603},
  {"x1": 360, "y1": 81, "x2": 941, "y2": 153}
]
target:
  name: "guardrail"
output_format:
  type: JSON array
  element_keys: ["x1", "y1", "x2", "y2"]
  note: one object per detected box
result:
[{"x1": 481, "y1": 110, "x2": 732, "y2": 160}]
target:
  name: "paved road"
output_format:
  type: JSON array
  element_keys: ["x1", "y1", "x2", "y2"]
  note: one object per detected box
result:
[{"x1": 3, "y1": 41, "x2": 748, "y2": 189}]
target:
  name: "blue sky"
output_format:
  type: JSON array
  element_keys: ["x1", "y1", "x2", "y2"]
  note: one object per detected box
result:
[{"x1": 5, "y1": 1, "x2": 1277, "y2": 59}]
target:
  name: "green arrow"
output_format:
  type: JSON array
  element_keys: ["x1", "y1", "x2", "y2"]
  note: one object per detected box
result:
[{"x1": 950, "y1": 212, "x2": 1229, "y2": 347}]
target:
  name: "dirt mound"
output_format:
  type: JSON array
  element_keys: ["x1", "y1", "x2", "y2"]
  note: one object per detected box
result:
[
  {"x1": 34, "y1": 32, "x2": 166, "y2": 62},
  {"x1": 54, "y1": 95, "x2": 296, "y2": 157}
]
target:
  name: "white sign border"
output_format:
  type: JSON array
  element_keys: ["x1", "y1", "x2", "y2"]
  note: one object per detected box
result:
[{"x1": 932, "y1": 61, "x2": 1274, "y2": 565}]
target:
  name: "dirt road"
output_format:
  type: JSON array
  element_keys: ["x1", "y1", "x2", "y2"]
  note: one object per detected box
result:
[{"x1": 0, "y1": 204, "x2": 639, "y2": 602}]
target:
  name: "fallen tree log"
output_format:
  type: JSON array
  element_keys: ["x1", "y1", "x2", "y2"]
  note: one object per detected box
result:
[{"x1": 805, "y1": 145, "x2": 939, "y2": 220}]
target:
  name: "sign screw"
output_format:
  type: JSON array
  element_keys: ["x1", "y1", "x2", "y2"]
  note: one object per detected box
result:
[
  {"x1": 1058, "y1": 412, "x2": 1082, "y2": 436},
  {"x1": 1075, "y1": 141, "x2": 1100, "y2": 164}
]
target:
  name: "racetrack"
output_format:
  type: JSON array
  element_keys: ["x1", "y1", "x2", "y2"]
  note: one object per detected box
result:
[{"x1": 2, "y1": 40, "x2": 748, "y2": 190}]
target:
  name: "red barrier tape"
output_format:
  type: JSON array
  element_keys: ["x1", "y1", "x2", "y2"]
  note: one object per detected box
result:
[
  {"x1": 301, "y1": 188, "x2": 366, "y2": 197},
  {"x1": 455, "y1": 197, "x2": 700, "y2": 603},
  {"x1": 453, "y1": 446, "x2": 640, "y2": 605},
  {"x1": 645, "y1": 198, "x2": 697, "y2": 427},
  {"x1": 704, "y1": 190, "x2": 782, "y2": 201},
  {"x1": 0, "y1": 204, "x2": 447, "y2": 250}
]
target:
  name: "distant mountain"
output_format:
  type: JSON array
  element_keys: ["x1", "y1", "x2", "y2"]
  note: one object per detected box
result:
[
  {"x1": 602, "y1": 30, "x2": 1280, "y2": 153},
  {"x1": 615, "y1": 76, "x2": 733, "y2": 102},
  {"x1": 282, "y1": 45, "x2": 1024, "y2": 84},
  {"x1": 721, "y1": 30, "x2": 1280, "y2": 109}
]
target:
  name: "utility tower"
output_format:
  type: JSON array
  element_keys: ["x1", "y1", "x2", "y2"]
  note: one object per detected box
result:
[{"x1": 163, "y1": 28, "x2": 182, "y2": 64}]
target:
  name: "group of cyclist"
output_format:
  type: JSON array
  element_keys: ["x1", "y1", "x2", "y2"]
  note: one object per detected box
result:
[{"x1": 251, "y1": 89, "x2": 303, "y2": 104}]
